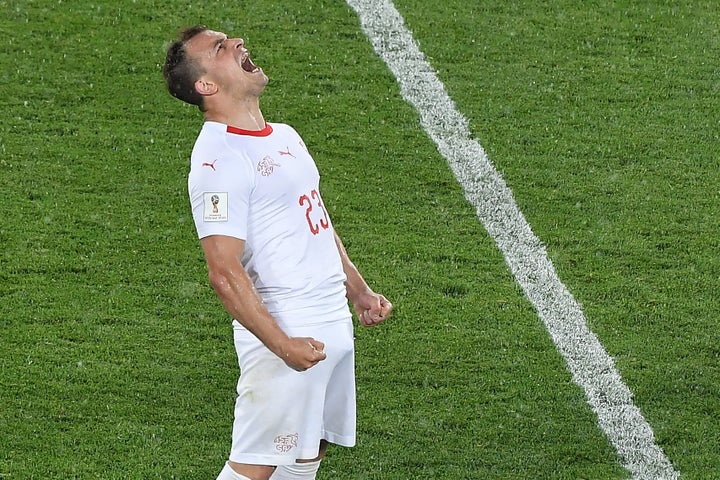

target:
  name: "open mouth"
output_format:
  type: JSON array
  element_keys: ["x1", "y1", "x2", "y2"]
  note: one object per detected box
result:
[{"x1": 241, "y1": 54, "x2": 260, "y2": 73}]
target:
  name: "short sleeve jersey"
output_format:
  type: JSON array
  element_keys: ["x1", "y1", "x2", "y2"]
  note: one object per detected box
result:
[{"x1": 188, "y1": 121, "x2": 350, "y2": 326}]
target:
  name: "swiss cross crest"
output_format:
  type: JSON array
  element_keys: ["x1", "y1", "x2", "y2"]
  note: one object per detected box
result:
[
  {"x1": 273, "y1": 433, "x2": 298, "y2": 453},
  {"x1": 257, "y1": 155, "x2": 281, "y2": 176}
]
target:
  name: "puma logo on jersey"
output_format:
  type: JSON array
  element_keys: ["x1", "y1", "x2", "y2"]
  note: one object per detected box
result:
[
  {"x1": 202, "y1": 159, "x2": 218, "y2": 171},
  {"x1": 278, "y1": 147, "x2": 295, "y2": 158}
]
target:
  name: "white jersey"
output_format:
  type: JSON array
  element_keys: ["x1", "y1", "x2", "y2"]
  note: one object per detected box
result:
[{"x1": 188, "y1": 121, "x2": 350, "y2": 327}]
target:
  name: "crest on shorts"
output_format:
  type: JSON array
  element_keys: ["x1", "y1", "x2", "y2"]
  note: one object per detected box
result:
[{"x1": 273, "y1": 433, "x2": 298, "y2": 453}]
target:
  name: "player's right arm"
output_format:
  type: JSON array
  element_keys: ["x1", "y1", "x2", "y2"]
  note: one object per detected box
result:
[{"x1": 200, "y1": 234, "x2": 326, "y2": 371}]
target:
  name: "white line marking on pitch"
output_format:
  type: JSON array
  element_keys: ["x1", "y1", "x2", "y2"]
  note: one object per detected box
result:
[{"x1": 345, "y1": 1, "x2": 679, "y2": 478}]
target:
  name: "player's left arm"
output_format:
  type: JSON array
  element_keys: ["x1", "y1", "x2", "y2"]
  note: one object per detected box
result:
[{"x1": 334, "y1": 231, "x2": 393, "y2": 327}]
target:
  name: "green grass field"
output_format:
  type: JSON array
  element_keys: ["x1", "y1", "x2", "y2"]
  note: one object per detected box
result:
[{"x1": 2, "y1": 1, "x2": 719, "y2": 478}]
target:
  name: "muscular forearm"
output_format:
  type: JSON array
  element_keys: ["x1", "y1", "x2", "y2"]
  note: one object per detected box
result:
[
  {"x1": 201, "y1": 235, "x2": 325, "y2": 370},
  {"x1": 209, "y1": 267, "x2": 326, "y2": 369},
  {"x1": 333, "y1": 231, "x2": 371, "y2": 304},
  {"x1": 209, "y1": 266, "x2": 289, "y2": 354},
  {"x1": 334, "y1": 231, "x2": 393, "y2": 326}
]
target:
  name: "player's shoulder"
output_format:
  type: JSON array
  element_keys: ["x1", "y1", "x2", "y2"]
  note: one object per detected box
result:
[
  {"x1": 190, "y1": 124, "x2": 253, "y2": 181},
  {"x1": 268, "y1": 122, "x2": 301, "y2": 139},
  {"x1": 191, "y1": 122, "x2": 226, "y2": 157},
  {"x1": 192, "y1": 122, "x2": 244, "y2": 160}
]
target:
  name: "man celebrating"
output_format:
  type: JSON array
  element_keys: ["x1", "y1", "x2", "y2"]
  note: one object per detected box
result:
[{"x1": 163, "y1": 26, "x2": 393, "y2": 480}]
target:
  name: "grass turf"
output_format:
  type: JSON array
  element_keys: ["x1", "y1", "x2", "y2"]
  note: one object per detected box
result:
[{"x1": 1, "y1": 0, "x2": 718, "y2": 478}]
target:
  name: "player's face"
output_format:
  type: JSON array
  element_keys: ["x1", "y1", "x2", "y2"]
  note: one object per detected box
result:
[{"x1": 186, "y1": 29, "x2": 268, "y2": 95}]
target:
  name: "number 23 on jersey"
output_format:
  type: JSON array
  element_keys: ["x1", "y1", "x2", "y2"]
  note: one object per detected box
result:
[{"x1": 299, "y1": 189, "x2": 330, "y2": 235}]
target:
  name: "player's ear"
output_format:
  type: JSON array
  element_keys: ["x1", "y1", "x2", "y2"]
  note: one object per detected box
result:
[{"x1": 195, "y1": 77, "x2": 218, "y2": 96}]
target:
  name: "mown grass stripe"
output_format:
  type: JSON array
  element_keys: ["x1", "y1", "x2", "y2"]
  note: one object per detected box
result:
[{"x1": 345, "y1": 1, "x2": 680, "y2": 478}]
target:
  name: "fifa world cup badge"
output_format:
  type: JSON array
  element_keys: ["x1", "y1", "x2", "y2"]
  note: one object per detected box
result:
[{"x1": 203, "y1": 192, "x2": 229, "y2": 222}]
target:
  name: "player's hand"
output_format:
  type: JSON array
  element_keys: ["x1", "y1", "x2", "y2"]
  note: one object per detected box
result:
[
  {"x1": 355, "y1": 292, "x2": 393, "y2": 327},
  {"x1": 278, "y1": 337, "x2": 326, "y2": 371}
]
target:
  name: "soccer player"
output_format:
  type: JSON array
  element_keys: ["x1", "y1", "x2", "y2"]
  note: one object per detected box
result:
[{"x1": 162, "y1": 26, "x2": 393, "y2": 480}]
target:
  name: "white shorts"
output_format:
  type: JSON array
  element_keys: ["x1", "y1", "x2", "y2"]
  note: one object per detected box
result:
[{"x1": 228, "y1": 317, "x2": 356, "y2": 465}]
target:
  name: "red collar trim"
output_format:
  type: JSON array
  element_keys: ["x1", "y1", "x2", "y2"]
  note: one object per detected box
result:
[{"x1": 226, "y1": 124, "x2": 273, "y2": 137}]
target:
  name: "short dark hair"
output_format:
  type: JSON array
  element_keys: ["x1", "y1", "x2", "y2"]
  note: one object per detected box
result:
[{"x1": 163, "y1": 25, "x2": 209, "y2": 110}]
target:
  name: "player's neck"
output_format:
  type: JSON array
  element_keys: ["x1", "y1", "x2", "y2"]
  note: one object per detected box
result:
[{"x1": 203, "y1": 98, "x2": 266, "y2": 132}]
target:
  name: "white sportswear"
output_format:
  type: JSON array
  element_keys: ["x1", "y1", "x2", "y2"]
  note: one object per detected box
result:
[
  {"x1": 189, "y1": 121, "x2": 351, "y2": 328},
  {"x1": 188, "y1": 121, "x2": 357, "y2": 466},
  {"x1": 270, "y1": 460, "x2": 322, "y2": 479}
]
